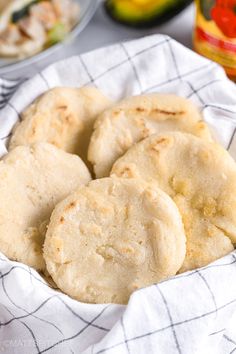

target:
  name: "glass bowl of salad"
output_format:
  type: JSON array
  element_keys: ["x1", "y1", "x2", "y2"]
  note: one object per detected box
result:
[{"x1": 0, "y1": 0, "x2": 97, "y2": 76}]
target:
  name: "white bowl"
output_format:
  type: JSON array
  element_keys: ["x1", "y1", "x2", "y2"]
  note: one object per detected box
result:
[{"x1": 0, "y1": 0, "x2": 98, "y2": 77}]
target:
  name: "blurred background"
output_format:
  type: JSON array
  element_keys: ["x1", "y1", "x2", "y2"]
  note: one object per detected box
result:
[
  {"x1": 68, "y1": 1, "x2": 194, "y2": 55},
  {"x1": 0, "y1": 0, "x2": 195, "y2": 78}
]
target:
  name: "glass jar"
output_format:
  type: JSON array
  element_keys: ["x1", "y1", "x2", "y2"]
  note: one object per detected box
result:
[{"x1": 193, "y1": 0, "x2": 236, "y2": 81}]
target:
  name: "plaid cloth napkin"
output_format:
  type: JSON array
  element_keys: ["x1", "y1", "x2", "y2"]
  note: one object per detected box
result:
[{"x1": 0, "y1": 34, "x2": 236, "y2": 354}]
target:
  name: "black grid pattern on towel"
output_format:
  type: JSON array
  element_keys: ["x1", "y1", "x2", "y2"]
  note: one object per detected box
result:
[
  {"x1": 0, "y1": 35, "x2": 236, "y2": 354},
  {"x1": 1, "y1": 36, "x2": 236, "y2": 150},
  {"x1": 0, "y1": 79, "x2": 24, "y2": 109},
  {"x1": 0, "y1": 253, "x2": 236, "y2": 354}
]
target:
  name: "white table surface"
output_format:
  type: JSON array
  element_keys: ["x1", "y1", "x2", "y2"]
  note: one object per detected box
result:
[{"x1": 4, "y1": 2, "x2": 195, "y2": 79}]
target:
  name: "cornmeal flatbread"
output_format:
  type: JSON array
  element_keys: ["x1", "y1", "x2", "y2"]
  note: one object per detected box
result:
[
  {"x1": 88, "y1": 93, "x2": 211, "y2": 178},
  {"x1": 9, "y1": 86, "x2": 111, "y2": 168},
  {"x1": 111, "y1": 132, "x2": 235, "y2": 272},
  {"x1": 43, "y1": 177, "x2": 186, "y2": 304},
  {"x1": 0, "y1": 143, "x2": 91, "y2": 271}
]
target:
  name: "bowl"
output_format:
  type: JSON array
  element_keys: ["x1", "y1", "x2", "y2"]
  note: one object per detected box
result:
[{"x1": 0, "y1": 0, "x2": 98, "y2": 77}]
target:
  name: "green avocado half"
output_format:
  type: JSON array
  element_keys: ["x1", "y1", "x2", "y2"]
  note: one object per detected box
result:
[{"x1": 105, "y1": 0, "x2": 193, "y2": 28}]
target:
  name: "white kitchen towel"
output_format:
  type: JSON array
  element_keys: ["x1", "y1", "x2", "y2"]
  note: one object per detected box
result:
[{"x1": 0, "y1": 34, "x2": 236, "y2": 354}]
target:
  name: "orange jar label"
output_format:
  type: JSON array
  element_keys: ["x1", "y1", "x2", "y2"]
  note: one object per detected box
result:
[{"x1": 193, "y1": 0, "x2": 236, "y2": 80}]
